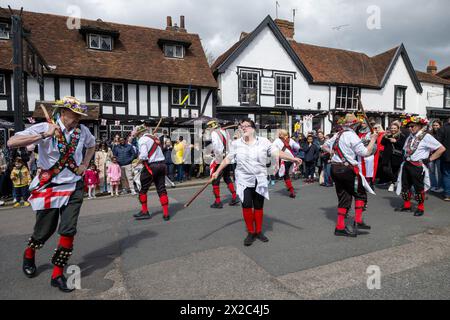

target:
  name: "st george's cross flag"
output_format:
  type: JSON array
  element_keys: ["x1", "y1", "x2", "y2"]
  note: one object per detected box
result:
[{"x1": 28, "y1": 183, "x2": 76, "y2": 211}]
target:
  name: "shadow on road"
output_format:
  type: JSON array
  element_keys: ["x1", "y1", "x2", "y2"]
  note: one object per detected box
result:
[{"x1": 78, "y1": 230, "x2": 157, "y2": 277}]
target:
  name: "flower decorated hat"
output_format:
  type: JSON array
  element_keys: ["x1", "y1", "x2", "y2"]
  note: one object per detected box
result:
[
  {"x1": 337, "y1": 113, "x2": 361, "y2": 127},
  {"x1": 53, "y1": 96, "x2": 88, "y2": 116},
  {"x1": 401, "y1": 115, "x2": 429, "y2": 127}
]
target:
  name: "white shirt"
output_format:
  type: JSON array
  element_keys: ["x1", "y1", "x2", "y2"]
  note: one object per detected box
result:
[
  {"x1": 325, "y1": 130, "x2": 369, "y2": 166},
  {"x1": 211, "y1": 129, "x2": 230, "y2": 163},
  {"x1": 138, "y1": 135, "x2": 165, "y2": 163},
  {"x1": 227, "y1": 136, "x2": 279, "y2": 200},
  {"x1": 404, "y1": 133, "x2": 442, "y2": 161},
  {"x1": 15, "y1": 119, "x2": 96, "y2": 185},
  {"x1": 273, "y1": 138, "x2": 300, "y2": 159}
]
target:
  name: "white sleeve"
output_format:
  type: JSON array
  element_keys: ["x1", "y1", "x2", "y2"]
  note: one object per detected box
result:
[
  {"x1": 82, "y1": 125, "x2": 96, "y2": 149},
  {"x1": 349, "y1": 132, "x2": 369, "y2": 157},
  {"x1": 226, "y1": 140, "x2": 238, "y2": 162},
  {"x1": 324, "y1": 135, "x2": 336, "y2": 150},
  {"x1": 14, "y1": 123, "x2": 49, "y2": 136},
  {"x1": 424, "y1": 134, "x2": 443, "y2": 152},
  {"x1": 290, "y1": 139, "x2": 300, "y2": 151},
  {"x1": 211, "y1": 131, "x2": 224, "y2": 154},
  {"x1": 269, "y1": 139, "x2": 280, "y2": 157},
  {"x1": 139, "y1": 138, "x2": 150, "y2": 160}
]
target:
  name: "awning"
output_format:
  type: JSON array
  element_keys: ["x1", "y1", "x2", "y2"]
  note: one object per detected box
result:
[
  {"x1": 33, "y1": 101, "x2": 100, "y2": 121},
  {"x1": 426, "y1": 107, "x2": 450, "y2": 118}
]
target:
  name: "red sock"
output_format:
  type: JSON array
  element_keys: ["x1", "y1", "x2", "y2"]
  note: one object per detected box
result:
[
  {"x1": 336, "y1": 208, "x2": 347, "y2": 230},
  {"x1": 242, "y1": 208, "x2": 255, "y2": 234},
  {"x1": 404, "y1": 200, "x2": 411, "y2": 209},
  {"x1": 24, "y1": 247, "x2": 35, "y2": 259},
  {"x1": 417, "y1": 202, "x2": 424, "y2": 211},
  {"x1": 159, "y1": 194, "x2": 169, "y2": 217},
  {"x1": 285, "y1": 179, "x2": 294, "y2": 193},
  {"x1": 355, "y1": 200, "x2": 365, "y2": 224},
  {"x1": 227, "y1": 183, "x2": 237, "y2": 200},
  {"x1": 52, "y1": 236, "x2": 74, "y2": 279},
  {"x1": 139, "y1": 193, "x2": 148, "y2": 213},
  {"x1": 254, "y1": 209, "x2": 264, "y2": 234},
  {"x1": 213, "y1": 185, "x2": 221, "y2": 204}
]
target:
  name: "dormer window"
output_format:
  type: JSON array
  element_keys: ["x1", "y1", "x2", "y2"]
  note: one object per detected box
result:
[
  {"x1": 164, "y1": 44, "x2": 184, "y2": 59},
  {"x1": 89, "y1": 34, "x2": 112, "y2": 51},
  {"x1": 0, "y1": 23, "x2": 9, "y2": 40}
]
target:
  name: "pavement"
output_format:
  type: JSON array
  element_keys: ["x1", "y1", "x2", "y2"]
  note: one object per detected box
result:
[{"x1": 0, "y1": 179, "x2": 449, "y2": 300}]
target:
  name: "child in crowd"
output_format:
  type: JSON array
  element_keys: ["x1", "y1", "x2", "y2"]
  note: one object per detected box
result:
[
  {"x1": 107, "y1": 156, "x2": 121, "y2": 197},
  {"x1": 10, "y1": 157, "x2": 31, "y2": 207},
  {"x1": 84, "y1": 163, "x2": 100, "y2": 199}
]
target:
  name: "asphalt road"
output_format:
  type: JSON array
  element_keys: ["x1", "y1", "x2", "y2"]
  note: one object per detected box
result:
[{"x1": 0, "y1": 180, "x2": 449, "y2": 300}]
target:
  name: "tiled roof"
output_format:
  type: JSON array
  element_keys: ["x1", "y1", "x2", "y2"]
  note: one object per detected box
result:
[
  {"x1": 415, "y1": 70, "x2": 450, "y2": 85},
  {"x1": 0, "y1": 10, "x2": 217, "y2": 88},
  {"x1": 437, "y1": 66, "x2": 450, "y2": 80}
]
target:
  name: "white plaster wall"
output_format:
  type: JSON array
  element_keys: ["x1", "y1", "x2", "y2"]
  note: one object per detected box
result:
[
  {"x1": 128, "y1": 84, "x2": 137, "y2": 116},
  {"x1": 74, "y1": 80, "x2": 86, "y2": 102},
  {"x1": 44, "y1": 78, "x2": 55, "y2": 101},
  {"x1": 139, "y1": 85, "x2": 147, "y2": 116},
  {"x1": 59, "y1": 78, "x2": 71, "y2": 98},
  {"x1": 161, "y1": 86, "x2": 169, "y2": 117},
  {"x1": 150, "y1": 86, "x2": 158, "y2": 117},
  {"x1": 420, "y1": 82, "x2": 445, "y2": 109},
  {"x1": 201, "y1": 88, "x2": 213, "y2": 117},
  {"x1": 27, "y1": 77, "x2": 40, "y2": 112}
]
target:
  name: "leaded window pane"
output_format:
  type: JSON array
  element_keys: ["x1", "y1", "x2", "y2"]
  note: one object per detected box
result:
[
  {"x1": 114, "y1": 84, "x2": 123, "y2": 102},
  {"x1": 101, "y1": 36, "x2": 112, "y2": 51},
  {"x1": 103, "y1": 83, "x2": 113, "y2": 102},
  {"x1": 91, "y1": 83, "x2": 101, "y2": 100},
  {"x1": 90, "y1": 35, "x2": 99, "y2": 49}
]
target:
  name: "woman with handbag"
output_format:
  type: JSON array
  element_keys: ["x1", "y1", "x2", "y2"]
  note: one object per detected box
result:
[{"x1": 381, "y1": 122, "x2": 407, "y2": 192}]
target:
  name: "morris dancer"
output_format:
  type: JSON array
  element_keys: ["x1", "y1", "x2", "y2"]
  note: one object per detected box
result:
[
  {"x1": 212, "y1": 118, "x2": 302, "y2": 246},
  {"x1": 133, "y1": 125, "x2": 170, "y2": 221},
  {"x1": 7, "y1": 97, "x2": 95, "y2": 292},
  {"x1": 395, "y1": 116, "x2": 445, "y2": 216},
  {"x1": 207, "y1": 120, "x2": 239, "y2": 208},
  {"x1": 323, "y1": 114, "x2": 378, "y2": 237},
  {"x1": 357, "y1": 118, "x2": 376, "y2": 190},
  {"x1": 273, "y1": 129, "x2": 300, "y2": 198}
]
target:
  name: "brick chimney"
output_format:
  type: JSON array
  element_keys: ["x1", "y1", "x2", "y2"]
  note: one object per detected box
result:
[
  {"x1": 179, "y1": 15, "x2": 186, "y2": 32},
  {"x1": 274, "y1": 18, "x2": 294, "y2": 39},
  {"x1": 166, "y1": 16, "x2": 173, "y2": 30},
  {"x1": 427, "y1": 60, "x2": 437, "y2": 75}
]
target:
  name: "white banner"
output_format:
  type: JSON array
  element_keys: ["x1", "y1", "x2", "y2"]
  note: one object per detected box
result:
[{"x1": 302, "y1": 115, "x2": 314, "y2": 135}]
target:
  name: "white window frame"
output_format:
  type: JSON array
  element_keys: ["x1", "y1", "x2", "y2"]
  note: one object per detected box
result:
[
  {"x1": 0, "y1": 23, "x2": 9, "y2": 40},
  {"x1": 0, "y1": 74, "x2": 5, "y2": 95},
  {"x1": 239, "y1": 70, "x2": 260, "y2": 105},
  {"x1": 171, "y1": 87, "x2": 198, "y2": 106},
  {"x1": 88, "y1": 34, "x2": 113, "y2": 51},
  {"x1": 164, "y1": 44, "x2": 184, "y2": 59},
  {"x1": 90, "y1": 82, "x2": 124, "y2": 102},
  {"x1": 445, "y1": 87, "x2": 450, "y2": 109},
  {"x1": 275, "y1": 73, "x2": 293, "y2": 107},
  {"x1": 336, "y1": 86, "x2": 359, "y2": 110},
  {"x1": 394, "y1": 86, "x2": 406, "y2": 110}
]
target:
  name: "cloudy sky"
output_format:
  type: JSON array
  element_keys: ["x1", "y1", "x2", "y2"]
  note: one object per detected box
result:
[{"x1": 2, "y1": 0, "x2": 449, "y2": 71}]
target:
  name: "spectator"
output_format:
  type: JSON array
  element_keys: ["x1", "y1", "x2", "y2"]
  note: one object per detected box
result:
[
  {"x1": 373, "y1": 124, "x2": 386, "y2": 185},
  {"x1": 107, "y1": 156, "x2": 122, "y2": 197},
  {"x1": 316, "y1": 132, "x2": 326, "y2": 181},
  {"x1": 163, "y1": 140, "x2": 174, "y2": 181},
  {"x1": 429, "y1": 120, "x2": 443, "y2": 192},
  {"x1": 160, "y1": 129, "x2": 170, "y2": 146},
  {"x1": 95, "y1": 142, "x2": 113, "y2": 193},
  {"x1": 174, "y1": 136, "x2": 185, "y2": 182},
  {"x1": 0, "y1": 144, "x2": 7, "y2": 205},
  {"x1": 112, "y1": 137, "x2": 137, "y2": 195},
  {"x1": 111, "y1": 134, "x2": 121, "y2": 148},
  {"x1": 439, "y1": 118, "x2": 450, "y2": 201},
  {"x1": 10, "y1": 157, "x2": 31, "y2": 207},
  {"x1": 84, "y1": 164, "x2": 100, "y2": 199},
  {"x1": 302, "y1": 135, "x2": 320, "y2": 183},
  {"x1": 320, "y1": 134, "x2": 333, "y2": 187},
  {"x1": 381, "y1": 122, "x2": 406, "y2": 192}
]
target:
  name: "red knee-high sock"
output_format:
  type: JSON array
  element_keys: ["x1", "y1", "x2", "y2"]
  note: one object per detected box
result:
[
  {"x1": 285, "y1": 179, "x2": 294, "y2": 193},
  {"x1": 24, "y1": 247, "x2": 35, "y2": 259},
  {"x1": 355, "y1": 200, "x2": 365, "y2": 224},
  {"x1": 52, "y1": 235, "x2": 74, "y2": 279},
  {"x1": 139, "y1": 193, "x2": 149, "y2": 213},
  {"x1": 404, "y1": 192, "x2": 412, "y2": 209},
  {"x1": 254, "y1": 209, "x2": 264, "y2": 234},
  {"x1": 417, "y1": 191, "x2": 425, "y2": 211},
  {"x1": 227, "y1": 183, "x2": 237, "y2": 200},
  {"x1": 242, "y1": 208, "x2": 255, "y2": 234},
  {"x1": 336, "y1": 208, "x2": 347, "y2": 230},
  {"x1": 159, "y1": 194, "x2": 169, "y2": 217},
  {"x1": 213, "y1": 185, "x2": 221, "y2": 204}
]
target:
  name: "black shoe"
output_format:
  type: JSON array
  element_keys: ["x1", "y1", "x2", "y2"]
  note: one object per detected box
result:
[
  {"x1": 289, "y1": 192, "x2": 296, "y2": 198},
  {"x1": 51, "y1": 275, "x2": 74, "y2": 293},
  {"x1": 414, "y1": 209, "x2": 424, "y2": 217},
  {"x1": 244, "y1": 233, "x2": 256, "y2": 246},
  {"x1": 334, "y1": 227, "x2": 357, "y2": 237},
  {"x1": 134, "y1": 211, "x2": 152, "y2": 220},
  {"x1": 354, "y1": 221, "x2": 371, "y2": 230},
  {"x1": 210, "y1": 202, "x2": 223, "y2": 209},
  {"x1": 395, "y1": 207, "x2": 412, "y2": 212},
  {"x1": 163, "y1": 215, "x2": 170, "y2": 221},
  {"x1": 255, "y1": 233, "x2": 269, "y2": 242},
  {"x1": 22, "y1": 255, "x2": 36, "y2": 278},
  {"x1": 229, "y1": 198, "x2": 240, "y2": 206}
]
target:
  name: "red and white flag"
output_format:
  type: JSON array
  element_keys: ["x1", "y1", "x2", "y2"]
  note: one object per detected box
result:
[
  {"x1": 28, "y1": 183, "x2": 76, "y2": 211},
  {"x1": 27, "y1": 117, "x2": 36, "y2": 124}
]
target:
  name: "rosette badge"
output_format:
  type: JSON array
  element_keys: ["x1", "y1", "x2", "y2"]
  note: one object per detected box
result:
[{"x1": 54, "y1": 96, "x2": 88, "y2": 116}]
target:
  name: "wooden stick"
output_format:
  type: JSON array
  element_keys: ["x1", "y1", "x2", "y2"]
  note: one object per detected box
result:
[
  {"x1": 184, "y1": 177, "x2": 214, "y2": 208},
  {"x1": 221, "y1": 124, "x2": 238, "y2": 130},
  {"x1": 40, "y1": 104, "x2": 60, "y2": 138},
  {"x1": 152, "y1": 117, "x2": 163, "y2": 135},
  {"x1": 357, "y1": 95, "x2": 374, "y2": 134}
]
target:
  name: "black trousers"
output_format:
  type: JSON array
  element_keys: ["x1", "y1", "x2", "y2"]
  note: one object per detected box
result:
[
  {"x1": 331, "y1": 164, "x2": 367, "y2": 209},
  {"x1": 32, "y1": 180, "x2": 84, "y2": 243},
  {"x1": 241, "y1": 186, "x2": 265, "y2": 209},
  {"x1": 282, "y1": 162, "x2": 293, "y2": 180},
  {"x1": 212, "y1": 164, "x2": 233, "y2": 186},
  {"x1": 401, "y1": 162, "x2": 425, "y2": 193},
  {"x1": 140, "y1": 161, "x2": 167, "y2": 196},
  {"x1": 305, "y1": 161, "x2": 316, "y2": 179}
]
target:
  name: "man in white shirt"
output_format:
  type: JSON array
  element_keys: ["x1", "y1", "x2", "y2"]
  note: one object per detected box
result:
[
  {"x1": 273, "y1": 129, "x2": 300, "y2": 198},
  {"x1": 207, "y1": 120, "x2": 239, "y2": 208},
  {"x1": 132, "y1": 125, "x2": 170, "y2": 221},
  {"x1": 7, "y1": 96, "x2": 95, "y2": 293},
  {"x1": 395, "y1": 116, "x2": 445, "y2": 216},
  {"x1": 323, "y1": 113, "x2": 378, "y2": 237}
]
